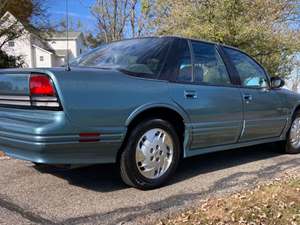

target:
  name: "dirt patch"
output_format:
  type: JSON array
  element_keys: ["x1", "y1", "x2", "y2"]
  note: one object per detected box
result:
[
  {"x1": 0, "y1": 151, "x2": 5, "y2": 157},
  {"x1": 157, "y1": 175, "x2": 300, "y2": 225}
]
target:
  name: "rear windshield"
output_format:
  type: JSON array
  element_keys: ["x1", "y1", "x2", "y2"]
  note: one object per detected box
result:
[{"x1": 71, "y1": 38, "x2": 172, "y2": 79}]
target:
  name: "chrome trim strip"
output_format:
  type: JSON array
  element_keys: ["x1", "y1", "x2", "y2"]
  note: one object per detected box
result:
[
  {"x1": 31, "y1": 102, "x2": 60, "y2": 107},
  {"x1": 0, "y1": 100, "x2": 31, "y2": 106},
  {"x1": 31, "y1": 96, "x2": 58, "y2": 102},
  {"x1": 0, "y1": 95, "x2": 30, "y2": 101},
  {"x1": 0, "y1": 95, "x2": 60, "y2": 108},
  {"x1": 240, "y1": 120, "x2": 246, "y2": 137}
]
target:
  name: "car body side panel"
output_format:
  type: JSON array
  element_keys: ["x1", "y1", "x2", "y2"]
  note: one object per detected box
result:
[
  {"x1": 49, "y1": 68, "x2": 176, "y2": 128},
  {"x1": 239, "y1": 88, "x2": 289, "y2": 141},
  {"x1": 169, "y1": 82, "x2": 243, "y2": 150}
]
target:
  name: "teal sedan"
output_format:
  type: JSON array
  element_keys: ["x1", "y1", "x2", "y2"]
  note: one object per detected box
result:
[{"x1": 0, "y1": 36, "x2": 299, "y2": 189}]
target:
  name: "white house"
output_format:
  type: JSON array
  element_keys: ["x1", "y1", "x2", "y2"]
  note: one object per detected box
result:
[{"x1": 1, "y1": 12, "x2": 85, "y2": 68}]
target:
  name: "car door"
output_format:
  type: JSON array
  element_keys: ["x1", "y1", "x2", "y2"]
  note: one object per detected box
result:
[
  {"x1": 222, "y1": 47, "x2": 287, "y2": 141},
  {"x1": 168, "y1": 39, "x2": 243, "y2": 150}
]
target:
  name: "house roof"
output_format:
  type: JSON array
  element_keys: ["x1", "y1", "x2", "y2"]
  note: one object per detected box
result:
[
  {"x1": 32, "y1": 44, "x2": 53, "y2": 54},
  {"x1": 1, "y1": 11, "x2": 15, "y2": 20},
  {"x1": 31, "y1": 34, "x2": 55, "y2": 53},
  {"x1": 45, "y1": 32, "x2": 82, "y2": 40}
]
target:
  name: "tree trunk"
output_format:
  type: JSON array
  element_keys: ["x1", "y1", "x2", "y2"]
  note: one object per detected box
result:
[{"x1": 113, "y1": 0, "x2": 117, "y2": 40}]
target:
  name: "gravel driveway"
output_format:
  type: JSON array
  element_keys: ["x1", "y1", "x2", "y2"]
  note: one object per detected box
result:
[{"x1": 0, "y1": 145, "x2": 300, "y2": 225}]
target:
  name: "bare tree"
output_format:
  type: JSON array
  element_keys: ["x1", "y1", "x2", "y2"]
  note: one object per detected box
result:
[
  {"x1": 130, "y1": 0, "x2": 138, "y2": 37},
  {"x1": 130, "y1": 0, "x2": 153, "y2": 37},
  {"x1": 92, "y1": 0, "x2": 130, "y2": 42},
  {"x1": 91, "y1": 0, "x2": 153, "y2": 43}
]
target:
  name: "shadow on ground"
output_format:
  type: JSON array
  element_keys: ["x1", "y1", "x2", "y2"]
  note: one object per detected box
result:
[{"x1": 34, "y1": 144, "x2": 283, "y2": 192}]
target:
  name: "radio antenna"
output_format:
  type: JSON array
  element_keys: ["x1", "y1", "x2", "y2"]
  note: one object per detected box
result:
[{"x1": 65, "y1": 0, "x2": 71, "y2": 71}]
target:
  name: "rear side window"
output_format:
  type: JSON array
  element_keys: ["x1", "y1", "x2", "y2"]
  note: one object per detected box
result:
[
  {"x1": 224, "y1": 47, "x2": 269, "y2": 88},
  {"x1": 72, "y1": 38, "x2": 172, "y2": 79},
  {"x1": 191, "y1": 41, "x2": 231, "y2": 85},
  {"x1": 176, "y1": 40, "x2": 192, "y2": 82}
]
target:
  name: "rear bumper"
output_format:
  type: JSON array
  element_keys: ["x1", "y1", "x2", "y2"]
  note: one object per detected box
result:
[
  {"x1": 0, "y1": 108, "x2": 125, "y2": 164},
  {"x1": 0, "y1": 131, "x2": 123, "y2": 164}
]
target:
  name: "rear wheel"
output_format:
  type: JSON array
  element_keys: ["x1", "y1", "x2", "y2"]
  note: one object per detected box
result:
[
  {"x1": 120, "y1": 118, "x2": 181, "y2": 190},
  {"x1": 286, "y1": 112, "x2": 300, "y2": 154}
]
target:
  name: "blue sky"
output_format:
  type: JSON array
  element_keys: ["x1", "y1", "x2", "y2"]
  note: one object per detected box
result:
[
  {"x1": 47, "y1": 0, "x2": 142, "y2": 36},
  {"x1": 47, "y1": 0, "x2": 96, "y2": 32}
]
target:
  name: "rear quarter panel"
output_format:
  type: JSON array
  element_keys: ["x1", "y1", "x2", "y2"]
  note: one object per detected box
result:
[{"x1": 49, "y1": 68, "x2": 182, "y2": 133}]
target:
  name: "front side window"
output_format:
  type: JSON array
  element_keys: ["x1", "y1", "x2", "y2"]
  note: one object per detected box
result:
[
  {"x1": 71, "y1": 38, "x2": 172, "y2": 79},
  {"x1": 191, "y1": 41, "x2": 231, "y2": 85},
  {"x1": 224, "y1": 47, "x2": 268, "y2": 88}
]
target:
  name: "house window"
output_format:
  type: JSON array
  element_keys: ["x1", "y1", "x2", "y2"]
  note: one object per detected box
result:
[
  {"x1": 40, "y1": 56, "x2": 44, "y2": 62},
  {"x1": 8, "y1": 41, "x2": 15, "y2": 47}
]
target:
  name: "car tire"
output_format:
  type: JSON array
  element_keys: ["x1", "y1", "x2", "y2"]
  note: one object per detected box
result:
[
  {"x1": 286, "y1": 112, "x2": 300, "y2": 154},
  {"x1": 120, "y1": 118, "x2": 181, "y2": 190}
]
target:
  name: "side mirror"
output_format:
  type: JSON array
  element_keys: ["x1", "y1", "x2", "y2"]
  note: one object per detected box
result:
[{"x1": 271, "y1": 77, "x2": 285, "y2": 89}]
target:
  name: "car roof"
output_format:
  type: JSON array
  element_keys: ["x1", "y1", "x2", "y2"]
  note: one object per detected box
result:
[{"x1": 117, "y1": 35, "x2": 241, "y2": 52}]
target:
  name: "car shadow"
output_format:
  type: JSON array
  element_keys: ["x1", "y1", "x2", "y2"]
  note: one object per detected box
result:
[
  {"x1": 172, "y1": 144, "x2": 283, "y2": 185},
  {"x1": 33, "y1": 143, "x2": 283, "y2": 192}
]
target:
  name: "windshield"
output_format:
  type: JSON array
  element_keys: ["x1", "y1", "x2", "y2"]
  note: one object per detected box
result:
[{"x1": 71, "y1": 37, "x2": 172, "y2": 78}]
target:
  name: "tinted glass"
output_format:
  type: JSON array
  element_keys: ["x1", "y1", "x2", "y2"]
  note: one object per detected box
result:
[
  {"x1": 71, "y1": 38, "x2": 172, "y2": 79},
  {"x1": 176, "y1": 40, "x2": 192, "y2": 82},
  {"x1": 191, "y1": 41, "x2": 231, "y2": 85},
  {"x1": 224, "y1": 47, "x2": 268, "y2": 88}
]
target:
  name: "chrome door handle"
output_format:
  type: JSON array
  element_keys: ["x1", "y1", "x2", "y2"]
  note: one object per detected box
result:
[
  {"x1": 184, "y1": 90, "x2": 197, "y2": 99},
  {"x1": 243, "y1": 94, "x2": 252, "y2": 103}
]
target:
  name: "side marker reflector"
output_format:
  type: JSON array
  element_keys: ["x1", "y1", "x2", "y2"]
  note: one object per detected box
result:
[{"x1": 79, "y1": 133, "x2": 101, "y2": 142}]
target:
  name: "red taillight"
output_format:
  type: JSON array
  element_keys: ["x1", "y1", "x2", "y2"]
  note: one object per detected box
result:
[
  {"x1": 29, "y1": 74, "x2": 61, "y2": 109},
  {"x1": 30, "y1": 74, "x2": 55, "y2": 96}
]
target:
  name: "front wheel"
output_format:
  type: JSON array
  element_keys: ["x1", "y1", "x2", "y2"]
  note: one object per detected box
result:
[
  {"x1": 286, "y1": 112, "x2": 300, "y2": 154},
  {"x1": 120, "y1": 119, "x2": 181, "y2": 190}
]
